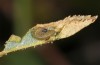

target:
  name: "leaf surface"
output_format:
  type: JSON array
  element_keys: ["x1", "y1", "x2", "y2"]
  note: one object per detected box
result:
[{"x1": 0, "y1": 15, "x2": 98, "y2": 57}]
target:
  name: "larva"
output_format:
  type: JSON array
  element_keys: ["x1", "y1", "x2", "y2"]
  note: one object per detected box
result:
[{"x1": 31, "y1": 27, "x2": 56, "y2": 40}]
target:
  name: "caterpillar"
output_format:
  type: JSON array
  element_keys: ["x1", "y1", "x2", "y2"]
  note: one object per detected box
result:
[{"x1": 31, "y1": 27, "x2": 56, "y2": 40}]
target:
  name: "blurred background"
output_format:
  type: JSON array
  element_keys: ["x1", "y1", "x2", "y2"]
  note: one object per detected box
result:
[{"x1": 0, "y1": 0, "x2": 100, "y2": 65}]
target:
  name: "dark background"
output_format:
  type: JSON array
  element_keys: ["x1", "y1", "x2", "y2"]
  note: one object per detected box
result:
[{"x1": 0, "y1": 0, "x2": 100, "y2": 65}]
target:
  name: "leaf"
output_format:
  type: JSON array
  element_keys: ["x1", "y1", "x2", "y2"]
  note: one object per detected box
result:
[{"x1": 0, "y1": 15, "x2": 98, "y2": 57}]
